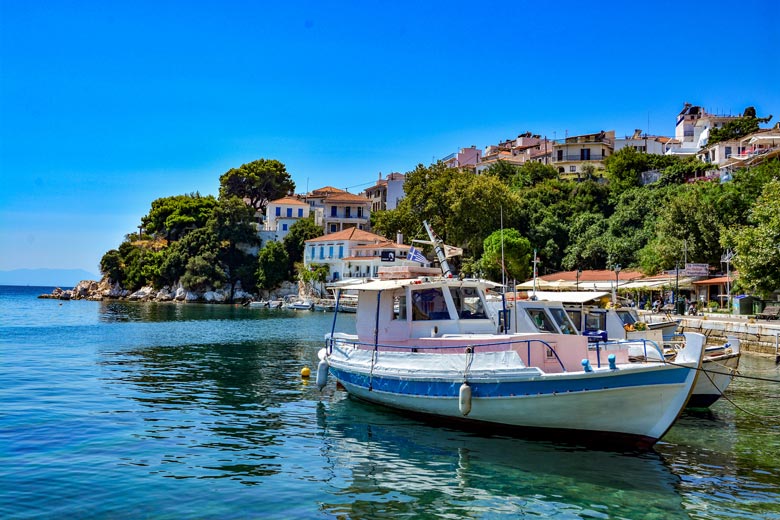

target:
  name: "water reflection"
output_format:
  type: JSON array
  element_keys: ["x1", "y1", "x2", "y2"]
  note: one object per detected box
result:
[
  {"x1": 659, "y1": 354, "x2": 780, "y2": 519},
  {"x1": 99, "y1": 336, "x2": 318, "y2": 485},
  {"x1": 317, "y1": 396, "x2": 688, "y2": 519},
  {"x1": 99, "y1": 300, "x2": 301, "y2": 323}
]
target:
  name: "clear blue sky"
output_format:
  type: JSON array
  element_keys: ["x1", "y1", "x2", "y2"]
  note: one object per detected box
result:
[{"x1": 1, "y1": 0, "x2": 778, "y2": 275}]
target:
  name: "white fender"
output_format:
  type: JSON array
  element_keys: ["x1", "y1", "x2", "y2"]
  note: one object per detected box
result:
[
  {"x1": 316, "y1": 359, "x2": 329, "y2": 391},
  {"x1": 459, "y1": 382, "x2": 472, "y2": 416}
]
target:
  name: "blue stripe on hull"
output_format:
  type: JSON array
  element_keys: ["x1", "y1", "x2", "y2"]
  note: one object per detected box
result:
[{"x1": 330, "y1": 366, "x2": 690, "y2": 398}]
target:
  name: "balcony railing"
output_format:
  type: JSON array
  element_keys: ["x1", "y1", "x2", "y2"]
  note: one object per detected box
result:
[{"x1": 552, "y1": 154, "x2": 608, "y2": 162}]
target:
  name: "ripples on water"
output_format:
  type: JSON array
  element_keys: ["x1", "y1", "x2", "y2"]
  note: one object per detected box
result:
[{"x1": 1, "y1": 286, "x2": 779, "y2": 519}]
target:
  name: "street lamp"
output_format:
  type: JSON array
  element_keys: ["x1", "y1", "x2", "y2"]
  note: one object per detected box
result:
[
  {"x1": 613, "y1": 264, "x2": 621, "y2": 305},
  {"x1": 576, "y1": 268, "x2": 582, "y2": 291}
]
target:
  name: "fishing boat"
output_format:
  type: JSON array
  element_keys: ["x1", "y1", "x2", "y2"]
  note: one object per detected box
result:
[{"x1": 317, "y1": 222, "x2": 704, "y2": 448}]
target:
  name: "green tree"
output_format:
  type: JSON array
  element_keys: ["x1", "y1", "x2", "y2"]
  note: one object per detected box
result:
[
  {"x1": 219, "y1": 159, "x2": 295, "y2": 214},
  {"x1": 141, "y1": 193, "x2": 217, "y2": 241},
  {"x1": 447, "y1": 173, "x2": 522, "y2": 257},
  {"x1": 99, "y1": 249, "x2": 124, "y2": 285},
  {"x1": 484, "y1": 160, "x2": 519, "y2": 184},
  {"x1": 509, "y1": 161, "x2": 558, "y2": 189},
  {"x1": 480, "y1": 228, "x2": 532, "y2": 282},
  {"x1": 604, "y1": 147, "x2": 652, "y2": 198},
  {"x1": 256, "y1": 241, "x2": 290, "y2": 290},
  {"x1": 561, "y1": 213, "x2": 609, "y2": 270},
  {"x1": 283, "y1": 216, "x2": 324, "y2": 276},
  {"x1": 708, "y1": 107, "x2": 772, "y2": 145},
  {"x1": 723, "y1": 179, "x2": 780, "y2": 296},
  {"x1": 181, "y1": 250, "x2": 226, "y2": 292}
]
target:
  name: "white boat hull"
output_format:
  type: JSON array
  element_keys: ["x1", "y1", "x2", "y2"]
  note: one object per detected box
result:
[
  {"x1": 688, "y1": 351, "x2": 741, "y2": 408},
  {"x1": 326, "y1": 340, "x2": 703, "y2": 447}
]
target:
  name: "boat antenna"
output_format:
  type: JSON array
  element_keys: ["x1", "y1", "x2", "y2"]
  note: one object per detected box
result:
[
  {"x1": 500, "y1": 205, "x2": 506, "y2": 289},
  {"x1": 422, "y1": 220, "x2": 453, "y2": 277}
]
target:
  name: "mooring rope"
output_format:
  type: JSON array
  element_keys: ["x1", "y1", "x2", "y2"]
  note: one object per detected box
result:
[{"x1": 663, "y1": 359, "x2": 780, "y2": 419}]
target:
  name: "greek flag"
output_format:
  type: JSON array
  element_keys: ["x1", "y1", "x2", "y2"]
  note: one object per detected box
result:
[{"x1": 408, "y1": 246, "x2": 427, "y2": 263}]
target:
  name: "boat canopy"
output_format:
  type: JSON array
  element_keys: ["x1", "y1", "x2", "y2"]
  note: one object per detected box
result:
[{"x1": 531, "y1": 291, "x2": 609, "y2": 304}]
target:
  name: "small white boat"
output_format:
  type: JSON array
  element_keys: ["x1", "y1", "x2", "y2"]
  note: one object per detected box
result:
[
  {"x1": 319, "y1": 274, "x2": 704, "y2": 449},
  {"x1": 267, "y1": 300, "x2": 283, "y2": 309},
  {"x1": 247, "y1": 300, "x2": 268, "y2": 308},
  {"x1": 313, "y1": 300, "x2": 337, "y2": 312},
  {"x1": 527, "y1": 292, "x2": 740, "y2": 408}
]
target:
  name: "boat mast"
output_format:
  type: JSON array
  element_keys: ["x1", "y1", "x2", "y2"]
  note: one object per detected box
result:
[{"x1": 422, "y1": 220, "x2": 453, "y2": 277}]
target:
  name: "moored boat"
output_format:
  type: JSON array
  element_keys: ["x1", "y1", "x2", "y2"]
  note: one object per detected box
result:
[{"x1": 318, "y1": 274, "x2": 704, "y2": 449}]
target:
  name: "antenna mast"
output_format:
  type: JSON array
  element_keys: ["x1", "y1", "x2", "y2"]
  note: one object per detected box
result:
[{"x1": 422, "y1": 220, "x2": 453, "y2": 277}]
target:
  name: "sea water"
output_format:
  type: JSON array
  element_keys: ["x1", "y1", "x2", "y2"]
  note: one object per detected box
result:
[{"x1": 1, "y1": 285, "x2": 779, "y2": 519}]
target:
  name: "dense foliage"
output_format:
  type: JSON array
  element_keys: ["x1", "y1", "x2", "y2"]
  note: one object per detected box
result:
[
  {"x1": 99, "y1": 151, "x2": 780, "y2": 297},
  {"x1": 373, "y1": 155, "x2": 780, "y2": 290}
]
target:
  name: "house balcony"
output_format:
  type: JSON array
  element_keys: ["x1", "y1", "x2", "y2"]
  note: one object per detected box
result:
[{"x1": 551, "y1": 154, "x2": 608, "y2": 163}]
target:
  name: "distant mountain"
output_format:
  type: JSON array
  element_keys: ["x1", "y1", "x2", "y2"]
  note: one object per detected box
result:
[{"x1": 0, "y1": 269, "x2": 100, "y2": 288}]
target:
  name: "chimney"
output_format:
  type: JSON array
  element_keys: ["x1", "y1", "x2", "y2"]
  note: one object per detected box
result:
[{"x1": 396, "y1": 231, "x2": 403, "y2": 245}]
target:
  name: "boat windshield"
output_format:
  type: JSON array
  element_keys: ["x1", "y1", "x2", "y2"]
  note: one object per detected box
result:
[
  {"x1": 615, "y1": 309, "x2": 637, "y2": 325},
  {"x1": 526, "y1": 308, "x2": 556, "y2": 332},
  {"x1": 585, "y1": 311, "x2": 606, "y2": 331},
  {"x1": 548, "y1": 308, "x2": 577, "y2": 334},
  {"x1": 411, "y1": 288, "x2": 451, "y2": 320},
  {"x1": 449, "y1": 287, "x2": 487, "y2": 319}
]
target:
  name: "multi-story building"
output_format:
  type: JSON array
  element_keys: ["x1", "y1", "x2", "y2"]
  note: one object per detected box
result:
[
  {"x1": 614, "y1": 129, "x2": 677, "y2": 155},
  {"x1": 303, "y1": 228, "x2": 427, "y2": 282},
  {"x1": 475, "y1": 133, "x2": 551, "y2": 174},
  {"x1": 706, "y1": 125, "x2": 780, "y2": 176},
  {"x1": 550, "y1": 130, "x2": 615, "y2": 179},
  {"x1": 441, "y1": 146, "x2": 481, "y2": 171},
  {"x1": 304, "y1": 186, "x2": 371, "y2": 235},
  {"x1": 363, "y1": 172, "x2": 406, "y2": 212},
  {"x1": 262, "y1": 196, "x2": 310, "y2": 242},
  {"x1": 666, "y1": 103, "x2": 741, "y2": 157}
]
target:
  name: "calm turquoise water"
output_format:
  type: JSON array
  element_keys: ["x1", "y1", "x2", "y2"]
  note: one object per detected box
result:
[{"x1": 1, "y1": 285, "x2": 779, "y2": 519}]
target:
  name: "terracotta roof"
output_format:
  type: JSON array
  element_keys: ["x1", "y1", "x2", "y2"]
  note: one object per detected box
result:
[
  {"x1": 692, "y1": 276, "x2": 734, "y2": 285},
  {"x1": 325, "y1": 192, "x2": 370, "y2": 204},
  {"x1": 310, "y1": 186, "x2": 347, "y2": 195},
  {"x1": 270, "y1": 196, "x2": 307, "y2": 206},
  {"x1": 305, "y1": 228, "x2": 387, "y2": 243},
  {"x1": 538, "y1": 269, "x2": 644, "y2": 282}
]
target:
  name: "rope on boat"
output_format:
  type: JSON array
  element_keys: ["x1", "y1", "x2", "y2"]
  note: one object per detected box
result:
[
  {"x1": 463, "y1": 346, "x2": 474, "y2": 382},
  {"x1": 664, "y1": 359, "x2": 780, "y2": 419}
]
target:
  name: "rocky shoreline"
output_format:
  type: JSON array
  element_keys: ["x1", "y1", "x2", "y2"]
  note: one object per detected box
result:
[{"x1": 38, "y1": 279, "x2": 300, "y2": 304}]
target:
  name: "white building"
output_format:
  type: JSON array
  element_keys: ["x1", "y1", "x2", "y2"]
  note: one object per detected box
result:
[
  {"x1": 304, "y1": 228, "x2": 427, "y2": 282},
  {"x1": 666, "y1": 103, "x2": 740, "y2": 157},
  {"x1": 614, "y1": 129, "x2": 677, "y2": 155},
  {"x1": 263, "y1": 196, "x2": 310, "y2": 242},
  {"x1": 304, "y1": 186, "x2": 371, "y2": 234}
]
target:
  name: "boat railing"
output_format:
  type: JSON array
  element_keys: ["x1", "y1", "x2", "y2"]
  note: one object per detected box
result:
[
  {"x1": 326, "y1": 336, "x2": 567, "y2": 372},
  {"x1": 588, "y1": 338, "x2": 664, "y2": 368}
]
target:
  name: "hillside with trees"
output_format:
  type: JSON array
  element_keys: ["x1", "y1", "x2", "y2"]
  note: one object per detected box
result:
[{"x1": 99, "y1": 153, "x2": 780, "y2": 301}]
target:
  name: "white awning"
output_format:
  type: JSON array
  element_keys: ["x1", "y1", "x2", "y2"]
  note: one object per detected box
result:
[{"x1": 531, "y1": 291, "x2": 610, "y2": 304}]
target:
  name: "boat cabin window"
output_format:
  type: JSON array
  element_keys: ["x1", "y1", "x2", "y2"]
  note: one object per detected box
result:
[
  {"x1": 615, "y1": 309, "x2": 637, "y2": 325},
  {"x1": 392, "y1": 293, "x2": 407, "y2": 321},
  {"x1": 566, "y1": 309, "x2": 583, "y2": 331},
  {"x1": 526, "y1": 308, "x2": 555, "y2": 332},
  {"x1": 449, "y1": 287, "x2": 487, "y2": 319},
  {"x1": 585, "y1": 311, "x2": 606, "y2": 331},
  {"x1": 549, "y1": 308, "x2": 577, "y2": 334},
  {"x1": 411, "y1": 288, "x2": 451, "y2": 321}
]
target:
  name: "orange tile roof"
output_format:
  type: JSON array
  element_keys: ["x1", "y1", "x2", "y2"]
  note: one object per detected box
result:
[
  {"x1": 325, "y1": 192, "x2": 371, "y2": 204},
  {"x1": 310, "y1": 186, "x2": 347, "y2": 195},
  {"x1": 305, "y1": 228, "x2": 387, "y2": 243},
  {"x1": 270, "y1": 196, "x2": 308, "y2": 206}
]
